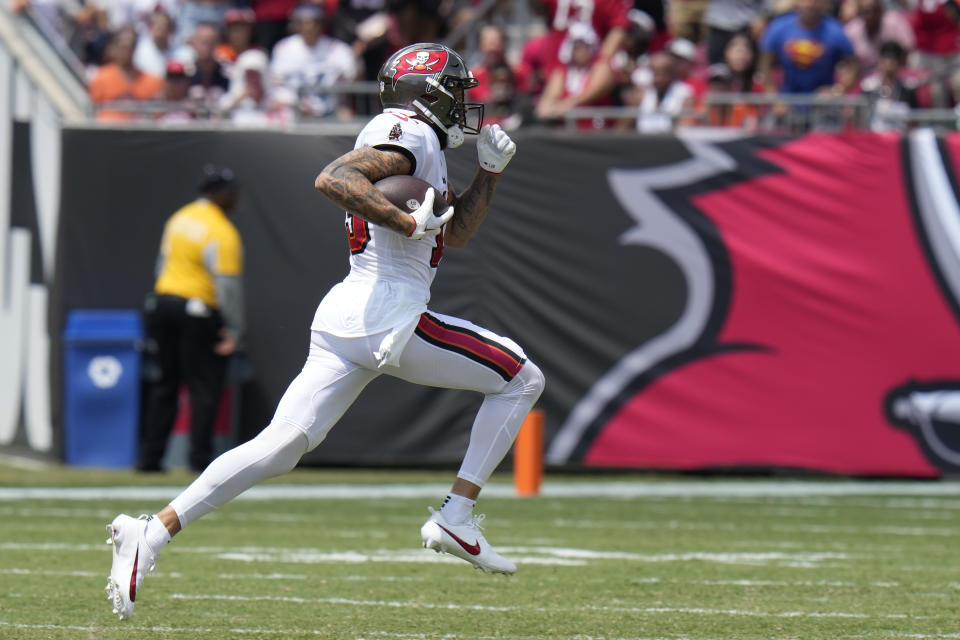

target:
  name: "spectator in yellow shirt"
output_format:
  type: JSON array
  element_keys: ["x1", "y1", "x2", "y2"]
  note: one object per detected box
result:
[{"x1": 138, "y1": 165, "x2": 243, "y2": 473}]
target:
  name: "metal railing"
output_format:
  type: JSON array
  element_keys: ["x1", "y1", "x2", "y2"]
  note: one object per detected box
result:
[
  {"x1": 94, "y1": 81, "x2": 381, "y2": 125},
  {"x1": 564, "y1": 93, "x2": 960, "y2": 134},
  {"x1": 18, "y1": 2, "x2": 88, "y2": 88},
  {"x1": 90, "y1": 85, "x2": 960, "y2": 133},
  {"x1": 0, "y1": 3, "x2": 92, "y2": 120}
]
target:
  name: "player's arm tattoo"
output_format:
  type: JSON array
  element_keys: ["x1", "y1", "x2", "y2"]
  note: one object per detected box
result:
[
  {"x1": 445, "y1": 170, "x2": 500, "y2": 248},
  {"x1": 315, "y1": 147, "x2": 415, "y2": 235}
]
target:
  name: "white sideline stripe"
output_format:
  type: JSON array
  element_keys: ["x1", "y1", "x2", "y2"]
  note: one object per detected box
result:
[
  {"x1": 168, "y1": 594, "x2": 928, "y2": 620},
  {"x1": 1, "y1": 480, "x2": 959, "y2": 501},
  {"x1": 0, "y1": 623, "x2": 733, "y2": 640},
  {"x1": 0, "y1": 541, "x2": 850, "y2": 569},
  {"x1": 1, "y1": 566, "x2": 916, "y2": 591},
  {"x1": 0, "y1": 567, "x2": 103, "y2": 578},
  {"x1": 0, "y1": 567, "x2": 316, "y2": 580},
  {"x1": 771, "y1": 524, "x2": 960, "y2": 537},
  {"x1": 171, "y1": 593, "x2": 512, "y2": 611},
  {"x1": 4, "y1": 624, "x2": 954, "y2": 640},
  {"x1": 220, "y1": 551, "x2": 589, "y2": 567}
]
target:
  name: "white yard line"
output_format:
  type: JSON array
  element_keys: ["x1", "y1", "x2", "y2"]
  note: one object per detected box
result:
[
  {"x1": 168, "y1": 594, "x2": 932, "y2": 620},
  {"x1": 1, "y1": 480, "x2": 959, "y2": 501},
  {"x1": 170, "y1": 593, "x2": 512, "y2": 611},
  {"x1": 0, "y1": 622, "x2": 741, "y2": 640},
  {"x1": 3, "y1": 622, "x2": 954, "y2": 640},
  {"x1": 0, "y1": 541, "x2": 855, "y2": 568},
  {"x1": 770, "y1": 524, "x2": 960, "y2": 537},
  {"x1": 1, "y1": 565, "x2": 924, "y2": 592}
]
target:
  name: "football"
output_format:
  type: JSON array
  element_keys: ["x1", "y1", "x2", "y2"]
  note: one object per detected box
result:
[{"x1": 374, "y1": 175, "x2": 446, "y2": 215}]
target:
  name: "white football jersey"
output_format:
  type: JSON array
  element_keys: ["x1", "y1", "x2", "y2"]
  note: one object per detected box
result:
[{"x1": 311, "y1": 109, "x2": 449, "y2": 359}]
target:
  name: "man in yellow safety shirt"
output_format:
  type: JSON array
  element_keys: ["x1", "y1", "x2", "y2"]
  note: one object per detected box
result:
[{"x1": 137, "y1": 165, "x2": 244, "y2": 472}]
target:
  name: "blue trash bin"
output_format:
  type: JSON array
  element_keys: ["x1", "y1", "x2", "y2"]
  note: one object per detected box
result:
[{"x1": 62, "y1": 310, "x2": 143, "y2": 467}]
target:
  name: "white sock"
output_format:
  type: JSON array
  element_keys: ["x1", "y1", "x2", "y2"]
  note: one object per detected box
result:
[
  {"x1": 440, "y1": 493, "x2": 476, "y2": 524},
  {"x1": 145, "y1": 515, "x2": 171, "y2": 553}
]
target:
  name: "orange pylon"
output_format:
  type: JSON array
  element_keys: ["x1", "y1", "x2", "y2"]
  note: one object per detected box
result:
[{"x1": 514, "y1": 409, "x2": 544, "y2": 497}]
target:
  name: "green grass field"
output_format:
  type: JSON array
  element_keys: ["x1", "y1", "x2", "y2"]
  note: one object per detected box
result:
[{"x1": 1, "y1": 461, "x2": 958, "y2": 640}]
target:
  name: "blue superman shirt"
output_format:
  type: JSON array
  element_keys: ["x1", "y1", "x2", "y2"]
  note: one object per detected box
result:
[{"x1": 762, "y1": 11, "x2": 854, "y2": 93}]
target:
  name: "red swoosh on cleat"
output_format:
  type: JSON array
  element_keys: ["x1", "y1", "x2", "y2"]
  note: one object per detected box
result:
[
  {"x1": 437, "y1": 524, "x2": 481, "y2": 555},
  {"x1": 129, "y1": 549, "x2": 138, "y2": 602}
]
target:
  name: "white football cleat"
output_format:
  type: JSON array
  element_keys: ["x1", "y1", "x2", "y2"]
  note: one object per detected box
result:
[
  {"x1": 104, "y1": 514, "x2": 158, "y2": 620},
  {"x1": 420, "y1": 507, "x2": 516, "y2": 575}
]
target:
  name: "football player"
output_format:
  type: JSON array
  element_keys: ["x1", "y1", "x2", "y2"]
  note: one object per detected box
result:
[{"x1": 104, "y1": 42, "x2": 545, "y2": 620}]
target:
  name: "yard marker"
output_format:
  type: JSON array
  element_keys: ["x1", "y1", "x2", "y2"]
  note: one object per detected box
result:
[{"x1": 514, "y1": 409, "x2": 544, "y2": 497}]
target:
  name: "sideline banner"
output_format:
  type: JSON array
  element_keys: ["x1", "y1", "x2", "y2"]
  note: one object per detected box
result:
[{"x1": 45, "y1": 128, "x2": 960, "y2": 476}]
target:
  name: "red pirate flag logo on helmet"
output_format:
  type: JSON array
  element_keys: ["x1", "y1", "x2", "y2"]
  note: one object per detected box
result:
[{"x1": 390, "y1": 49, "x2": 448, "y2": 87}]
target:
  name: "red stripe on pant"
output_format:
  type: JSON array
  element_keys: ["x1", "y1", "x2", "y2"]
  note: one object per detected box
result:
[{"x1": 416, "y1": 314, "x2": 524, "y2": 380}]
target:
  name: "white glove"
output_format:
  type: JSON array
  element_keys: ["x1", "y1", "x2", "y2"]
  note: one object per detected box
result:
[
  {"x1": 407, "y1": 188, "x2": 454, "y2": 240},
  {"x1": 477, "y1": 124, "x2": 516, "y2": 174}
]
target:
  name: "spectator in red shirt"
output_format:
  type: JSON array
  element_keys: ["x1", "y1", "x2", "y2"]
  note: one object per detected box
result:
[
  {"x1": 911, "y1": 0, "x2": 960, "y2": 106},
  {"x1": 470, "y1": 24, "x2": 512, "y2": 105},
  {"x1": 252, "y1": 0, "x2": 300, "y2": 52},
  {"x1": 536, "y1": 22, "x2": 615, "y2": 128},
  {"x1": 530, "y1": 0, "x2": 631, "y2": 107},
  {"x1": 517, "y1": 31, "x2": 551, "y2": 97}
]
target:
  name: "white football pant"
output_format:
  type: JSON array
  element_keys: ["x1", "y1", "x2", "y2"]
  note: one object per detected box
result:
[{"x1": 170, "y1": 312, "x2": 545, "y2": 526}]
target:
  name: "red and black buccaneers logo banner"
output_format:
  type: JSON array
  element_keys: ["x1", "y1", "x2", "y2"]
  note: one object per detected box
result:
[
  {"x1": 53, "y1": 128, "x2": 960, "y2": 474},
  {"x1": 547, "y1": 131, "x2": 960, "y2": 477}
]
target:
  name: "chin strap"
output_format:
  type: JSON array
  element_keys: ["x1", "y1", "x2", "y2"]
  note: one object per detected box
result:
[
  {"x1": 411, "y1": 98, "x2": 464, "y2": 148},
  {"x1": 446, "y1": 126, "x2": 464, "y2": 148}
]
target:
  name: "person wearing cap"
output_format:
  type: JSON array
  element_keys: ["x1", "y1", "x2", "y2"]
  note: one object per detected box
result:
[
  {"x1": 531, "y1": 0, "x2": 631, "y2": 115},
  {"x1": 216, "y1": 8, "x2": 259, "y2": 65},
  {"x1": 220, "y1": 48, "x2": 293, "y2": 125},
  {"x1": 158, "y1": 60, "x2": 198, "y2": 122},
  {"x1": 536, "y1": 22, "x2": 616, "y2": 127},
  {"x1": 666, "y1": 37, "x2": 700, "y2": 91},
  {"x1": 137, "y1": 165, "x2": 244, "y2": 473}
]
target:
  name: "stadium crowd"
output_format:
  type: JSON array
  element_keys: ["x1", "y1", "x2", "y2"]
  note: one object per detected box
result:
[{"x1": 11, "y1": 0, "x2": 960, "y2": 130}]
